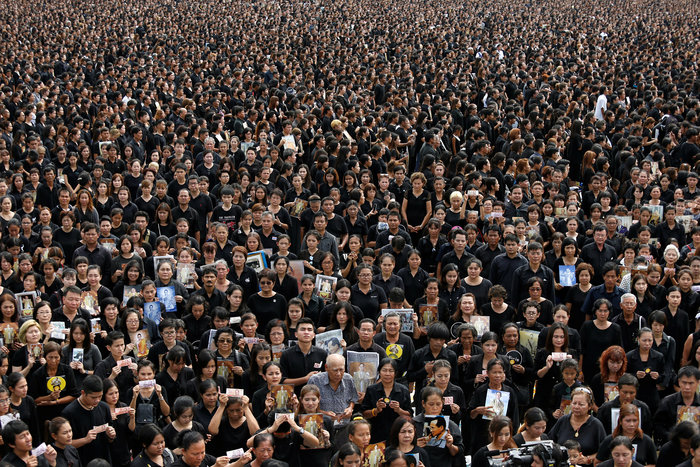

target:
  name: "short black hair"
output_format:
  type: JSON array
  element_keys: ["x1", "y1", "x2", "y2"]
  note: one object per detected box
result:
[
  {"x1": 83, "y1": 375, "x2": 104, "y2": 394},
  {"x1": 2, "y1": 420, "x2": 29, "y2": 447}
]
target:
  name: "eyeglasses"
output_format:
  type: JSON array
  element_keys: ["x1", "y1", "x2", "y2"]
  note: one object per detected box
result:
[
  {"x1": 218, "y1": 339, "x2": 233, "y2": 344},
  {"x1": 260, "y1": 280, "x2": 273, "y2": 285},
  {"x1": 162, "y1": 330, "x2": 176, "y2": 335}
]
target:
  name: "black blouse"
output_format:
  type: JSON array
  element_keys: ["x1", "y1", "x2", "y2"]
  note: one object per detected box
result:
[
  {"x1": 360, "y1": 381, "x2": 412, "y2": 443},
  {"x1": 549, "y1": 414, "x2": 606, "y2": 462}
]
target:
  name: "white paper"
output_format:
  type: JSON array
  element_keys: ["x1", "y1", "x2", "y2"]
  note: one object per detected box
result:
[
  {"x1": 139, "y1": 379, "x2": 156, "y2": 388},
  {"x1": 31, "y1": 443, "x2": 47, "y2": 457}
]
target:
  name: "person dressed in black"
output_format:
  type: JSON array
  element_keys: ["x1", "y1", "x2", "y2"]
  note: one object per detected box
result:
[
  {"x1": 208, "y1": 393, "x2": 260, "y2": 457},
  {"x1": 130, "y1": 423, "x2": 177, "y2": 467},
  {"x1": 1, "y1": 419, "x2": 58, "y2": 467},
  {"x1": 48, "y1": 416, "x2": 82, "y2": 467},
  {"x1": 60, "y1": 375, "x2": 116, "y2": 466},
  {"x1": 247, "y1": 269, "x2": 288, "y2": 331},
  {"x1": 407, "y1": 323, "x2": 457, "y2": 405},
  {"x1": 361, "y1": 358, "x2": 412, "y2": 443}
]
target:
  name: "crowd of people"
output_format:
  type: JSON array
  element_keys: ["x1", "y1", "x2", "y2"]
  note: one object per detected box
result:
[{"x1": 0, "y1": 0, "x2": 697, "y2": 466}]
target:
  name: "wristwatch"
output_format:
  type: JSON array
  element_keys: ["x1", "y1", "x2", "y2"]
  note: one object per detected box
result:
[{"x1": 298, "y1": 427, "x2": 305, "y2": 435}]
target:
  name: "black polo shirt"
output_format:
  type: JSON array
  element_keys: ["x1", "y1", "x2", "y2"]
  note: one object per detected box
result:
[
  {"x1": 350, "y1": 284, "x2": 387, "y2": 321},
  {"x1": 440, "y1": 249, "x2": 475, "y2": 277},
  {"x1": 280, "y1": 344, "x2": 328, "y2": 395},
  {"x1": 257, "y1": 228, "x2": 284, "y2": 252},
  {"x1": 474, "y1": 243, "x2": 505, "y2": 278},
  {"x1": 581, "y1": 242, "x2": 618, "y2": 285},
  {"x1": 213, "y1": 240, "x2": 236, "y2": 264},
  {"x1": 72, "y1": 244, "x2": 112, "y2": 284},
  {"x1": 191, "y1": 287, "x2": 228, "y2": 311},
  {"x1": 372, "y1": 273, "x2": 404, "y2": 300},
  {"x1": 374, "y1": 332, "x2": 415, "y2": 383}
]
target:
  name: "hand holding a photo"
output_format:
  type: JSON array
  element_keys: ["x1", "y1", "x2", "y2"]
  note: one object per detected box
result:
[
  {"x1": 473, "y1": 405, "x2": 495, "y2": 417},
  {"x1": 264, "y1": 394, "x2": 274, "y2": 414},
  {"x1": 445, "y1": 431, "x2": 454, "y2": 448},
  {"x1": 70, "y1": 360, "x2": 84, "y2": 373}
]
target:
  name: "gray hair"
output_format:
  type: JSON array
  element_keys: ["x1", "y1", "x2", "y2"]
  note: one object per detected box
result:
[{"x1": 621, "y1": 293, "x2": 637, "y2": 304}]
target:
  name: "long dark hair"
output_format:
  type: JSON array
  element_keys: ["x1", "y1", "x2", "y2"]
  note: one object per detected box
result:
[
  {"x1": 387, "y1": 417, "x2": 417, "y2": 449},
  {"x1": 327, "y1": 301, "x2": 359, "y2": 344},
  {"x1": 68, "y1": 318, "x2": 93, "y2": 352},
  {"x1": 248, "y1": 342, "x2": 272, "y2": 388}
]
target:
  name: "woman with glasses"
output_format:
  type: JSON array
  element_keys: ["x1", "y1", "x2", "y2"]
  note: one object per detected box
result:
[
  {"x1": 214, "y1": 327, "x2": 249, "y2": 390},
  {"x1": 517, "y1": 277, "x2": 554, "y2": 325},
  {"x1": 247, "y1": 269, "x2": 288, "y2": 332}
]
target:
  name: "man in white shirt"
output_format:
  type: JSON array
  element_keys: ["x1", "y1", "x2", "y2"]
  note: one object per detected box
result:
[{"x1": 594, "y1": 86, "x2": 609, "y2": 120}]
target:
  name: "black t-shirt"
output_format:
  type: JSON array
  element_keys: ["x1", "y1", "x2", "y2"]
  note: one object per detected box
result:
[
  {"x1": 61, "y1": 399, "x2": 113, "y2": 464},
  {"x1": 209, "y1": 417, "x2": 253, "y2": 456},
  {"x1": 212, "y1": 204, "x2": 243, "y2": 232},
  {"x1": 162, "y1": 420, "x2": 207, "y2": 450},
  {"x1": 247, "y1": 293, "x2": 287, "y2": 331}
]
